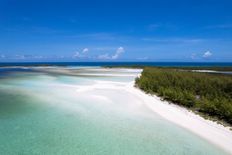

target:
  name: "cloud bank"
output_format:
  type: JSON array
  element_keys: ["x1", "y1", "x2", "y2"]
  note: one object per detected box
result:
[
  {"x1": 203, "y1": 51, "x2": 212, "y2": 58},
  {"x1": 98, "y1": 47, "x2": 125, "y2": 60},
  {"x1": 73, "y1": 48, "x2": 89, "y2": 58}
]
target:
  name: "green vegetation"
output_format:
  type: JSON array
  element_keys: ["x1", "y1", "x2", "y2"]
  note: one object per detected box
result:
[
  {"x1": 161, "y1": 66, "x2": 232, "y2": 71},
  {"x1": 106, "y1": 65, "x2": 232, "y2": 71},
  {"x1": 136, "y1": 67, "x2": 232, "y2": 125}
]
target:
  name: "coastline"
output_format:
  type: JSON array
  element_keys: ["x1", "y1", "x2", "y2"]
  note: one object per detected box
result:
[
  {"x1": 1, "y1": 66, "x2": 231, "y2": 154},
  {"x1": 41, "y1": 66, "x2": 232, "y2": 154},
  {"x1": 127, "y1": 80, "x2": 232, "y2": 154},
  {"x1": 72, "y1": 67, "x2": 232, "y2": 154}
]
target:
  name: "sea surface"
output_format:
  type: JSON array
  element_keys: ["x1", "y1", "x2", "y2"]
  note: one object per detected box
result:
[
  {"x1": 0, "y1": 61, "x2": 232, "y2": 67},
  {"x1": 0, "y1": 66, "x2": 229, "y2": 155}
]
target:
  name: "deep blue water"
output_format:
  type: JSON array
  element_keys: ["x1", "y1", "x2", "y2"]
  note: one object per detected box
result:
[{"x1": 0, "y1": 62, "x2": 232, "y2": 67}]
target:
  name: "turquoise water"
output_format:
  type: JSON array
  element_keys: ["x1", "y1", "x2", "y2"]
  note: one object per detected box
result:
[{"x1": 0, "y1": 67, "x2": 229, "y2": 155}]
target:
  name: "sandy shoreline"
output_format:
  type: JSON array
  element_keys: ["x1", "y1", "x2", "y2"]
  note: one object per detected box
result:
[
  {"x1": 126, "y1": 82, "x2": 232, "y2": 154},
  {"x1": 24, "y1": 66, "x2": 232, "y2": 153},
  {"x1": 74, "y1": 74, "x2": 232, "y2": 154}
]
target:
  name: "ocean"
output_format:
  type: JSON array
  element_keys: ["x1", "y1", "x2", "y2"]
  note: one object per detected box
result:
[
  {"x1": 0, "y1": 65, "x2": 230, "y2": 155},
  {"x1": 0, "y1": 61, "x2": 232, "y2": 67}
]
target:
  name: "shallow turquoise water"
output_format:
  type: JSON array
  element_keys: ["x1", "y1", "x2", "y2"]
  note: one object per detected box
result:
[{"x1": 0, "y1": 68, "x2": 229, "y2": 155}]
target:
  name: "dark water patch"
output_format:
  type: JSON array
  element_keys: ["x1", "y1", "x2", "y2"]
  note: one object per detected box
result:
[
  {"x1": 0, "y1": 89, "x2": 39, "y2": 119},
  {"x1": 0, "y1": 67, "x2": 34, "y2": 73},
  {"x1": 0, "y1": 68, "x2": 37, "y2": 79}
]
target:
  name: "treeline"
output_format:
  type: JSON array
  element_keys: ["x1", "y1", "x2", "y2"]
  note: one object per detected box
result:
[
  {"x1": 136, "y1": 67, "x2": 232, "y2": 125},
  {"x1": 168, "y1": 67, "x2": 232, "y2": 71},
  {"x1": 106, "y1": 66, "x2": 232, "y2": 71}
]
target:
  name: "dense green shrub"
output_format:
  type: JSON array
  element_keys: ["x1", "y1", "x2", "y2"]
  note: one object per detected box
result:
[{"x1": 136, "y1": 67, "x2": 232, "y2": 124}]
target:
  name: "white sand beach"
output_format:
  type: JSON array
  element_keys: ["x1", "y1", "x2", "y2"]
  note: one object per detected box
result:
[
  {"x1": 1, "y1": 67, "x2": 231, "y2": 155},
  {"x1": 129, "y1": 82, "x2": 232, "y2": 154},
  {"x1": 73, "y1": 69, "x2": 232, "y2": 154}
]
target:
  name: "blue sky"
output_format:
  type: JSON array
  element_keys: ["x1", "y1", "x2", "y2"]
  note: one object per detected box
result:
[{"x1": 0, "y1": 0, "x2": 232, "y2": 62}]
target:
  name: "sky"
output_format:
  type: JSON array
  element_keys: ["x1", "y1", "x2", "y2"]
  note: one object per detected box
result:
[{"x1": 0, "y1": 0, "x2": 232, "y2": 62}]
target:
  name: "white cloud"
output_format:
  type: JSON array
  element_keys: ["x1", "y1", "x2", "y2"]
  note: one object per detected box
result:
[
  {"x1": 112, "y1": 47, "x2": 124, "y2": 59},
  {"x1": 203, "y1": 51, "x2": 212, "y2": 58},
  {"x1": 97, "y1": 47, "x2": 125, "y2": 60},
  {"x1": 82, "y1": 48, "x2": 89, "y2": 54},
  {"x1": 73, "y1": 52, "x2": 81, "y2": 58},
  {"x1": 73, "y1": 48, "x2": 89, "y2": 59}
]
